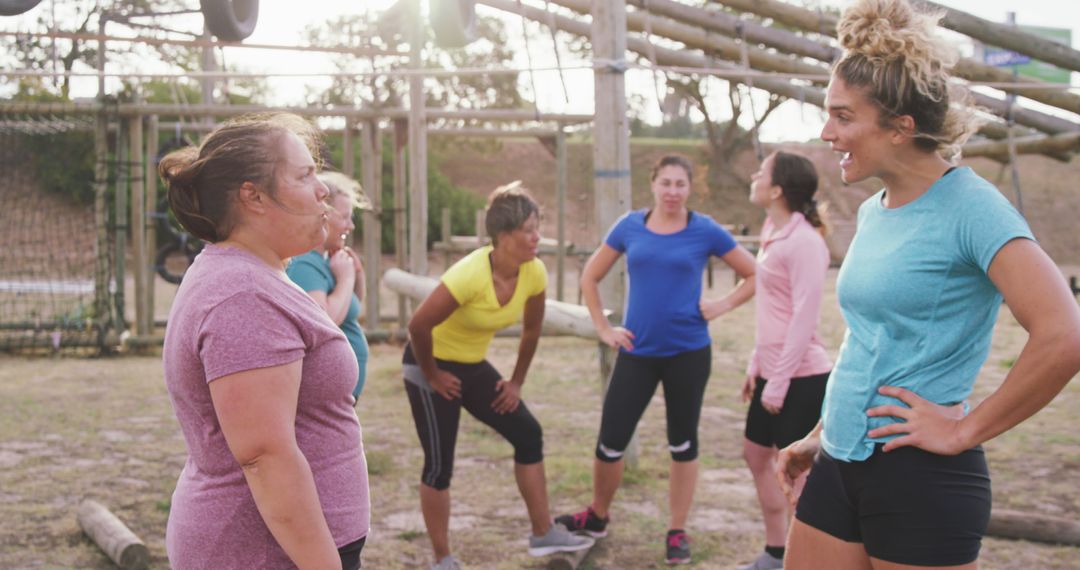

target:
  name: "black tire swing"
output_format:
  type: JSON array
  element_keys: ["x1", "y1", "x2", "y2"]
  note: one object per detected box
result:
[
  {"x1": 0, "y1": 0, "x2": 43, "y2": 17},
  {"x1": 199, "y1": 0, "x2": 259, "y2": 42}
]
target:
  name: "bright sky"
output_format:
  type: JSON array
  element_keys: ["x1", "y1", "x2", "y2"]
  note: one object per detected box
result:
[{"x1": 3, "y1": 0, "x2": 1078, "y2": 142}]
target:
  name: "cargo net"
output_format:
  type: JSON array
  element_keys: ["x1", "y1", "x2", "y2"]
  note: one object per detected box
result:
[{"x1": 0, "y1": 112, "x2": 116, "y2": 352}]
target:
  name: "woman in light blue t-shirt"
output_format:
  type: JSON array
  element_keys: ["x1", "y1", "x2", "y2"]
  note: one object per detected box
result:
[
  {"x1": 287, "y1": 172, "x2": 371, "y2": 401},
  {"x1": 777, "y1": 1, "x2": 1080, "y2": 569}
]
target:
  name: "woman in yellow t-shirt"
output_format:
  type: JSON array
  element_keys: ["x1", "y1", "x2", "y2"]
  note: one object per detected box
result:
[{"x1": 404, "y1": 183, "x2": 593, "y2": 570}]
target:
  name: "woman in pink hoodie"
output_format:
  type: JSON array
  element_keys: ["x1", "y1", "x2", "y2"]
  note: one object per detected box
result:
[{"x1": 737, "y1": 150, "x2": 833, "y2": 570}]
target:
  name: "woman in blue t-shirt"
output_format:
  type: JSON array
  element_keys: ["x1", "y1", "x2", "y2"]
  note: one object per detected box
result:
[
  {"x1": 777, "y1": 1, "x2": 1080, "y2": 568},
  {"x1": 286, "y1": 172, "x2": 372, "y2": 401},
  {"x1": 556, "y1": 155, "x2": 756, "y2": 565}
]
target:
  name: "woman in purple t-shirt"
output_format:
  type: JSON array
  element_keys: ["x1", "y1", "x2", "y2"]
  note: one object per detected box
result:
[{"x1": 160, "y1": 113, "x2": 370, "y2": 569}]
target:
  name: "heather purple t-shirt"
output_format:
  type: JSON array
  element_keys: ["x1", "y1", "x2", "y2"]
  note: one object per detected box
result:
[{"x1": 163, "y1": 244, "x2": 370, "y2": 569}]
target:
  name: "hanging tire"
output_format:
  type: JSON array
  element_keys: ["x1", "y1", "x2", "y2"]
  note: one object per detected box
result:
[
  {"x1": 155, "y1": 237, "x2": 203, "y2": 285},
  {"x1": 0, "y1": 0, "x2": 43, "y2": 16},
  {"x1": 199, "y1": 0, "x2": 259, "y2": 42},
  {"x1": 431, "y1": 0, "x2": 476, "y2": 48}
]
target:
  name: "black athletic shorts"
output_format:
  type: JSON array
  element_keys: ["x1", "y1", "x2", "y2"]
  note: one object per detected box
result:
[
  {"x1": 795, "y1": 444, "x2": 991, "y2": 566},
  {"x1": 338, "y1": 535, "x2": 366, "y2": 570},
  {"x1": 744, "y1": 372, "x2": 828, "y2": 449}
]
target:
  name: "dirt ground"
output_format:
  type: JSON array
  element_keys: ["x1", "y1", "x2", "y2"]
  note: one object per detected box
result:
[{"x1": 2, "y1": 268, "x2": 1079, "y2": 569}]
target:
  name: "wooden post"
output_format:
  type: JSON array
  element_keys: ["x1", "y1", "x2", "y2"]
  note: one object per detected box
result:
[
  {"x1": 441, "y1": 207, "x2": 452, "y2": 269},
  {"x1": 555, "y1": 129, "x2": 567, "y2": 302},
  {"x1": 93, "y1": 112, "x2": 110, "y2": 343},
  {"x1": 342, "y1": 118, "x2": 355, "y2": 177},
  {"x1": 360, "y1": 119, "x2": 382, "y2": 330},
  {"x1": 128, "y1": 113, "x2": 146, "y2": 337},
  {"x1": 77, "y1": 499, "x2": 150, "y2": 569},
  {"x1": 114, "y1": 118, "x2": 128, "y2": 336},
  {"x1": 408, "y1": 0, "x2": 429, "y2": 278},
  {"x1": 592, "y1": 0, "x2": 637, "y2": 466},
  {"x1": 475, "y1": 208, "x2": 486, "y2": 244},
  {"x1": 144, "y1": 115, "x2": 158, "y2": 335},
  {"x1": 393, "y1": 119, "x2": 409, "y2": 327}
]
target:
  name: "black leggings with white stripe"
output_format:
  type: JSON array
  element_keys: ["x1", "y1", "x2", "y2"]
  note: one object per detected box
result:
[
  {"x1": 595, "y1": 345, "x2": 711, "y2": 463},
  {"x1": 402, "y1": 343, "x2": 544, "y2": 490}
]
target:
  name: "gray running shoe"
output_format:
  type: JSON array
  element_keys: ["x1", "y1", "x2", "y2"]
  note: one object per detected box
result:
[
  {"x1": 528, "y1": 522, "x2": 596, "y2": 556},
  {"x1": 737, "y1": 551, "x2": 783, "y2": 570},
  {"x1": 430, "y1": 554, "x2": 463, "y2": 570}
]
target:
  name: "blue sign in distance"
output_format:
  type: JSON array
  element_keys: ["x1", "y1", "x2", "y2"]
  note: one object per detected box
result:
[{"x1": 983, "y1": 48, "x2": 1032, "y2": 67}]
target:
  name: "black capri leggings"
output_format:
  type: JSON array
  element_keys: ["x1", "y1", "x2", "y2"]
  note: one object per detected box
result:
[
  {"x1": 402, "y1": 343, "x2": 544, "y2": 490},
  {"x1": 595, "y1": 345, "x2": 711, "y2": 463}
]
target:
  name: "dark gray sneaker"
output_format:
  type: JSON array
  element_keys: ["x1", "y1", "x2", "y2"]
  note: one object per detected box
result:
[
  {"x1": 528, "y1": 523, "x2": 595, "y2": 556},
  {"x1": 665, "y1": 530, "x2": 691, "y2": 565},
  {"x1": 554, "y1": 506, "x2": 609, "y2": 538}
]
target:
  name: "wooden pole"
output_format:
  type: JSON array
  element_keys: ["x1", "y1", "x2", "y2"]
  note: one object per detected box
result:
[
  {"x1": 922, "y1": 0, "x2": 1080, "y2": 74},
  {"x1": 114, "y1": 118, "x2": 128, "y2": 336},
  {"x1": 486, "y1": 0, "x2": 1071, "y2": 150},
  {"x1": 129, "y1": 112, "x2": 146, "y2": 337},
  {"x1": 144, "y1": 115, "x2": 158, "y2": 334},
  {"x1": 77, "y1": 499, "x2": 150, "y2": 569},
  {"x1": 361, "y1": 119, "x2": 383, "y2": 330},
  {"x1": 627, "y1": 0, "x2": 836, "y2": 62},
  {"x1": 93, "y1": 16, "x2": 110, "y2": 344},
  {"x1": 592, "y1": 0, "x2": 637, "y2": 467},
  {"x1": 556, "y1": 130, "x2": 567, "y2": 302},
  {"x1": 408, "y1": 0, "x2": 429, "y2": 278},
  {"x1": 383, "y1": 269, "x2": 607, "y2": 339},
  {"x1": 962, "y1": 131, "x2": 1080, "y2": 160},
  {"x1": 393, "y1": 119, "x2": 409, "y2": 327},
  {"x1": 987, "y1": 508, "x2": 1080, "y2": 546},
  {"x1": 475, "y1": 209, "x2": 486, "y2": 243},
  {"x1": 712, "y1": 0, "x2": 1080, "y2": 117},
  {"x1": 549, "y1": 0, "x2": 830, "y2": 82},
  {"x1": 441, "y1": 207, "x2": 452, "y2": 269},
  {"x1": 341, "y1": 118, "x2": 355, "y2": 176}
]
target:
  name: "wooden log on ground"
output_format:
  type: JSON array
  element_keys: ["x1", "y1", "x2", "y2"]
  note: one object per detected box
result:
[
  {"x1": 77, "y1": 499, "x2": 150, "y2": 569},
  {"x1": 987, "y1": 508, "x2": 1080, "y2": 546},
  {"x1": 382, "y1": 268, "x2": 606, "y2": 340},
  {"x1": 546, "y1": 543, "x2": 596, "y2": 570}
]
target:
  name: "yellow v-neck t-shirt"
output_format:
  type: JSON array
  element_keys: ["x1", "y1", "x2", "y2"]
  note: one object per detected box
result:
[{"x1": 432, "y1": 246, "x2": 547, "y2": 363}]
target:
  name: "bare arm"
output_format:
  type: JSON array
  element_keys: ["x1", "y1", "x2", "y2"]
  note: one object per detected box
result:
[
  {"x1": 867, "y1": 238, "x2": 1080, "y2": 453},
  {"x1": 580, "y1": 244, "x2": 635, "y2": 351},
  {"x1": 309, "y1": 249, "x2": 357, "y2": 325},
  {"x1": 493, "y1": 292, "x2": 546, "y2": 414},
  {"x1": 407, "y1": 283, "x2": 463, "y2": 400},
  {"x1": 209, "y1": 360, "x2": 339, "y2": 569},
  {"x1": 700, "y1": 246, "x2": 757, "y2": 320}
]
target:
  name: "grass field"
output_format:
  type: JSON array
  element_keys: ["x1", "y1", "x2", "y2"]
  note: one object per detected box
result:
[{"x1": 1, "y1": 268, "x2": 1079, "y2": 569}]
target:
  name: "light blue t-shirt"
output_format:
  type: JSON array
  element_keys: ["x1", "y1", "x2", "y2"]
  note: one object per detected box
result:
[
  {"x1": 605, "y1": 210, "x2": 737, "y2": 357},
  {"x1": 823, "y1": 167, "x2": 1034, "y2": 462},
  {"x1": 286, "y1": 250, "x2": 370, "y2": 399}
]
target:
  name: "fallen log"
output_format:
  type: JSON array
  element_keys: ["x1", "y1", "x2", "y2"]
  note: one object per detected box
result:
[
  {"x1": 77, "y1": 499, "x2": 149, "y2": 569},
  {"x1": 987, "y1": 508, "x2": 1080, "y2": 546},
  {"x1": 382, "y1": 268, "x2": 606, "y2": 340}
]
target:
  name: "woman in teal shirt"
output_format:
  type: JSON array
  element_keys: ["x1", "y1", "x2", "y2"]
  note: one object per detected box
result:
[
  {"x1": 777, "y1": 1, "x2": 1080, "y2": 569},
  {"x1": 287, "y1": 171, "x2": 372, "y2": 400}
]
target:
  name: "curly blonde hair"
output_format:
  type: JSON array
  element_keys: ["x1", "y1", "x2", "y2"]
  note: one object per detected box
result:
[{"x1": 834, "y1": 0, "x2": 982, "y2": 161}]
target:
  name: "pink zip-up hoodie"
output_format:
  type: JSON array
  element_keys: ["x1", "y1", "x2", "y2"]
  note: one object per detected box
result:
[{"x1": 747, "y1": 212, "x2": 833, "y2": 409}]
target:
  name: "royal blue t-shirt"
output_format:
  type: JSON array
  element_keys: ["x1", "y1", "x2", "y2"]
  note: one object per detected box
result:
[
  {"x1": 605, "y1": 210, "x2": 737, "y2": 357},
  {"x1": 286, "y1": 250, "x2": 370, "y2": 399},
  {"x1": 823, "y1": 167, "x2": 1034, "y2": 461}
]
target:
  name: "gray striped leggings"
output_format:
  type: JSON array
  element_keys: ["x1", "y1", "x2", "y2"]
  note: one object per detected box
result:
[{"x1": 402, "y1": 343, "x2": 543, "y2": 490}]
